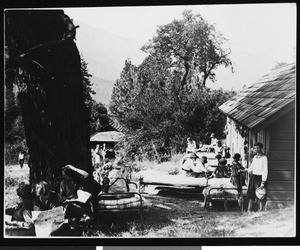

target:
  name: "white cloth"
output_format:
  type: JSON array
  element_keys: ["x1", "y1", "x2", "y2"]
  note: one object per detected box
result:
[
  {"x1": 186, "y1": 140, "x2": 197, "y2": 152},
  {"x1": 181, "y1": 158, "x2": 207, "y2": 173},
  {"x1": 214, "y1": 145, "x2": 223, "y2": 155},
  {"x1": 210, "y1": 138, "x2": 218, "y2": 146},
  {"x1": 248, "y1": 155, "x2": 268, "y2": 181},
  {"x1": 95, "y1": 154, "x2": 101, "y2": 164},
  {"x1": 18, "y1": 153, "x2": 24, "y2": 160},
  {"x1": 94, "y1": 145, "x2": 101, "y2": 164},
  {"x1": 108, "y1": 168, "x2": 127, "y2": 193}
]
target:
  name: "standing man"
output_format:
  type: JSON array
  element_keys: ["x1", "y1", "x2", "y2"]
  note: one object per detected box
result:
[
  {"x1": 18, "y1": 151, "x2": 25, "y2": 169},
  {"x1": 94, "y1": 144, "x2": 101, "y2": 169},
  {"x1": 244, "y1": 142, "x2": 268, "y2": 212}
]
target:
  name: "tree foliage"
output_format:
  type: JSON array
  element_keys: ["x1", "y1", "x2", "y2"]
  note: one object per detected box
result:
[
  {"x1": 5, "y1": 52, "x2": 107, "y2": 164},
  {"x1": 141, "y1": 10, "x2": 232, "y2": 89},
  {"x1": 110, "y1": 11, "x2": 235, "y2": 159},
  {"x1": 80, "y1": 56, "x2": 110, "y2": 134}
]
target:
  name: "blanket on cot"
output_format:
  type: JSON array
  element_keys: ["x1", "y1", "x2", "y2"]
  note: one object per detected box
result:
[
  {"x1": 140, "y1": 170, "x2": 208, "y2": 187},
  {"x1": 98, "y1": 195, "x2": 149, "y2": 210},
  {"x1": 203, "y1": 178, "x2": 247, "y2": 199}
]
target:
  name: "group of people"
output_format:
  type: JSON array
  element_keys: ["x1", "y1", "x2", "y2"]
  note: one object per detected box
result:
[
  {"x1": 183, "y1": 135, "x2": 268, "y2": 212},
  {"x1": 91, "y1": 144, "x2": 116, "y2": 169},
  {"x1": 186, "y1": 134, "x2": 230, "y2": 158},
  {"x1": 6, "y1": 164, "x2": 103, "y2": 230},
  {"x1": 93, "y1": 156, "x2": 131, "y2": 195}
]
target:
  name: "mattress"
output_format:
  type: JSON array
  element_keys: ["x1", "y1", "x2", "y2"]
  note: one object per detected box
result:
[
  {"x1": 98, "y1": 195, "x2": 148, "y2": 210},
  {"x1": 141, "y1": 170, "x2": 208, "y2": 187},
  {"x1": 203, "y1": 178, "x2": 247, "y2": 199}
]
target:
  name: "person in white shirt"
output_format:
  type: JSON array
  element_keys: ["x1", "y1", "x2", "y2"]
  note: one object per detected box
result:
[
  {"x1": 18, "y1": 151, "x2": 25, "y2": 169},
  {"x1": 210, "y1": 133, "x2": 218, "y2": 147},
  {"x1": 186, "y1": 137, "x2": 197, "y2": 153},
  {"x1": 94, "y1": 144, "x2": 101, "y2": 169},
  {"x1": 244, "y1": 142, "x2": 268, "y2": 212},
  {"x1": 214, "y1": 140, "x2": 224, "y2": 155},
  {"x1": 181, "y1": 153, "x2": 208, "y2": 177}
]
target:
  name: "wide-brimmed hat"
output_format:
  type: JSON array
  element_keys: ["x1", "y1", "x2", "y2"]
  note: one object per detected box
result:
[
  {"x1": 188, "y1": 152, "x2": 198, "y2": 159},
  {"x1": 255, "y1": 187, "x2": 267, "y2": 200}
]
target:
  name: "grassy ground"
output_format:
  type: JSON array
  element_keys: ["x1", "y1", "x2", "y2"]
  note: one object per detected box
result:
[{"x1": 4, "y1": 162, "x2": 295, "y2": 237}]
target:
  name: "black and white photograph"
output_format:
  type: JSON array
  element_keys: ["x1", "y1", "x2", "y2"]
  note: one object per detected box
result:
[{"x1": 3, "y1": 3, "x2": 296, "y2": 240}]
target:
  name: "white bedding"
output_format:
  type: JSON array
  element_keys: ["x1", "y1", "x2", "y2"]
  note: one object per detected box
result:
[
  {"x1": 140, "y1": 170, "x2": 247, "y2": 193},
  {"x1": 140, "y1": 170, "x2": 208, "y2": 187}
]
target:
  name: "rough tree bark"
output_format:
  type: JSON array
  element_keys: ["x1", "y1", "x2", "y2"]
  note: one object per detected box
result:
[{"x1": 5, "y1": 10, "x2": 92, "y2": 192}]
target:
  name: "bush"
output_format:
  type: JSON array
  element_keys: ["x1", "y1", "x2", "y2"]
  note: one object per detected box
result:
[
  {"x1": 5, "y1": 176, "x2": 19, "y2": 187},
  {"x1": 5, "y1": 140, "x2": 28, "y2": 165}
]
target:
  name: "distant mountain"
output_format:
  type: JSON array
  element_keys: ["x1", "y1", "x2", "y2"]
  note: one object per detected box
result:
[
  {"x1": 90, "y1": 76, "x2": 115, "y2": 105},
  {"x1": 74, "y1": 20, "x2": 147, "y2": 81},
  {"x1": 73, "y1": 20, "x2": 147, "y2": 106}
]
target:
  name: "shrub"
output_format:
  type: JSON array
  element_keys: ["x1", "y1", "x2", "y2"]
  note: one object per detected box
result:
[
  {"x1": 5, "y1": 140, "x2": 28, "y2": 165},
  {"x1": 5, "y1": 176, "x2": 19, "y2": 187}
]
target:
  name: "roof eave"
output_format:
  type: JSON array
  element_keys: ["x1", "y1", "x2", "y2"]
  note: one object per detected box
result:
[{"x1": 250, "y1": 101, "x2": 295, "y2": 133}]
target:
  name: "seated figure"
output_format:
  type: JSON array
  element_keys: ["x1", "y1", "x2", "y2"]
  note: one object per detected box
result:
[
  {"x1": 214, "y1": 140, "x2": 224, "y2": 156},
  {"x1": 33, "y1": 181, "x2": 60, "y2": 211},
  {"x1": 186, "y1": 137, "x2": 197, "y2": 153},
  {"x1": 59, "y1": 166, "x2": 94, "y2": 228},
  {"x1": 107, "y1": 158, "x2": 128, "y2": 194},
  {"x1": 180, "y1": 153, "x2": 208, "y2": 177},
  {"x1": 5, "y1": 182, "x2": 34, "y2": 228},
  {"x1": 212, "y1": 157, "x2": 230, "y2": 178}
]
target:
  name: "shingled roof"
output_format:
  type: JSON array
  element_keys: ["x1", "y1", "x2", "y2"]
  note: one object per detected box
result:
[{"x1": 219, "y1": 62, "x2": 296, "y2": 130}]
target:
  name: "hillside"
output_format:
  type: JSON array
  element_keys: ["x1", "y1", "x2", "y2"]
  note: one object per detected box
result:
[
  {"x1": 72, "y1": 20, "x2": 147, "y2": 106},
  {"x1": 74, "y1": 20, "x2": 146, "y2": 81},
  {"x1": 89, "y1": 76, "x2": 115, "y2": 105}
]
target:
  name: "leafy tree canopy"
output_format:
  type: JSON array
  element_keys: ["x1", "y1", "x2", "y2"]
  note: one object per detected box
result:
[
  {"x1": 110, "y1": 11, "x2": 235, "y2": 159},
  {"x1": 141, "y1": 10, "x2": 232, "y2": 89}
]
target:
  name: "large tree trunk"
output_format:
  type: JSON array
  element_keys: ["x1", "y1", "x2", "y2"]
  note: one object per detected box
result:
[{"x1": 5, "y1": 10, "x2": 92, "y2": 192}]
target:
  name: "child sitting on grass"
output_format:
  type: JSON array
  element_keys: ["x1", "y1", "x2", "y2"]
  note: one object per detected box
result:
[{"x1": 5, "y1": 182, "x2": 34, "y2": 229}]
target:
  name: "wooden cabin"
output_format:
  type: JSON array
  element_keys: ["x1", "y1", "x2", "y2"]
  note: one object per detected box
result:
[
  {"x1": 219, "y1": 62, "x2": 296, "y2": 208},
  {"x1": 90, "y1": 130, "x2": 124, "y2": 150}
]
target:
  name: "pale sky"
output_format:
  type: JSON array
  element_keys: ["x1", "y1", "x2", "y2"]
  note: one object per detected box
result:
[{"x1": 64, "y1": 3, "x2": 296, "y2": 91}]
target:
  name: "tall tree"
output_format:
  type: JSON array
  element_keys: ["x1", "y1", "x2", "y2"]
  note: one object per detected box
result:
[
  {"x1": 110, "y1": 10, "x2": 235, "y2": 158},
  {"x1": 81, "y1": 55, "x2": 96, "y2": 107},
  {"x1": 142, "y1": 10, "x2": 232, "y2": 89},
  {"x1": 5, "y1": 10, "x2": 91, "y2": 190}
]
